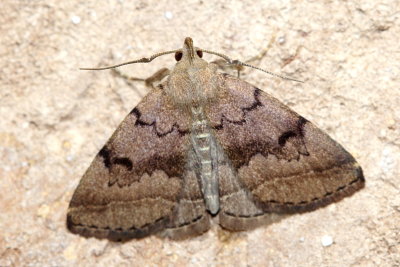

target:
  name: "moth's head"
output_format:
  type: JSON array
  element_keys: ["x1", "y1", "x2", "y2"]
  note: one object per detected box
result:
[
  {"x1": 173, "y1": 37, "x2": 205, "y2": 69},
  {"x1": 166, "y1": 37, "x2": 220, "y2": 108}
]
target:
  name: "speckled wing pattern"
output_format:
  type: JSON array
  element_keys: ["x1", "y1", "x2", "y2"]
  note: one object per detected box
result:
[
  {"x1": 67, "y1": 86, "x2": 211, "y2": 241},
  {"x1": 208, "y1": 74, "x2": 364, "y2": 230}
]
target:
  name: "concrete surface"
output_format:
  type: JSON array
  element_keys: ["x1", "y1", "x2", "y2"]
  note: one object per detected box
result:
[{"x1": 0, "y1": 0, "x2": 399, "y2": 266}]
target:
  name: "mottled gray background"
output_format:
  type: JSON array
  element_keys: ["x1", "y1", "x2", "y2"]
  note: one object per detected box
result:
[{"x1": 1, "y1": 1, "x2": 399, "y2": 266}]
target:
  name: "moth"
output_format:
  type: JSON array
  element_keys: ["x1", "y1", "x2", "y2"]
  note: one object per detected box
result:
[{"x1": 67, "y1": 37, "x2": 365, "y2": 241}]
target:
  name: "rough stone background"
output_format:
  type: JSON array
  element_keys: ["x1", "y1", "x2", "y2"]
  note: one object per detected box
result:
[{"x1": 1, "y1": 1, "x2": 399, "y2": 266}]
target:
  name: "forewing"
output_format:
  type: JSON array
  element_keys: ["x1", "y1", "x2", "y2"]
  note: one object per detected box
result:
[
  {"x1": 208, "y1": 74, "x2": 365, "y2": 214},
  {"x1": 67, "y1": 86, "x2": 195, "y2": 241}
]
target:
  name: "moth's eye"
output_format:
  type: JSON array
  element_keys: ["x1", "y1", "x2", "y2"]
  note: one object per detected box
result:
[
  {"x1": 196, "y1": 50, "x2": 203, "y2": 58},
  {"x1": 175, "y1": 51, "x2": 183, "y2": 61}
]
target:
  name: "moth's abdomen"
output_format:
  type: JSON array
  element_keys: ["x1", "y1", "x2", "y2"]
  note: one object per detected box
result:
[{"x1": 190, "y1": 106, "x2": 220, "y2": 214}]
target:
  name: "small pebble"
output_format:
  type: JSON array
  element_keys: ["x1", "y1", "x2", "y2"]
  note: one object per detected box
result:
[
  {"x1": 66, "y1": 155, "x2": 74, "y2": 162},
  {"x1": 71, "y1": 15, "x2": 81, "y2": 24},
  {"x1": 165, "y1": 11, "x2": 173, "y2": 20},
  {"x1": 278, "y1": 36, "x2": 286, "y2": 45},
  {"x1": 321, "y1": 235, "x2": 333, "y2": 247}
]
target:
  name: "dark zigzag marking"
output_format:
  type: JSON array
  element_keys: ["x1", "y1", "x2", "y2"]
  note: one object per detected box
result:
[
  {"x1": 99, "y1": 147, "x2": 112, "y2": 169},
  {"x1": 278, "y1": 116, "x2": 308, "y2": 146},
  {"x1": 99, "y1": 146, "x2": 133, "y2": 172},
  {"x1": 130, "y1": 108, "x2": 189, "y2": 137},
  {"x1": 212, "y1": 88, "x2": 263, "y2": 130},
  {"x1": 112, "y1": 157, "x2": 133, "y2": 171}
]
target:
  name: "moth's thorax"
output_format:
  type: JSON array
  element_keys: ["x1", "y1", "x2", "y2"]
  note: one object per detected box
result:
[{"x1": 165, "y1": 57, "x2": 221, "y2": 108}]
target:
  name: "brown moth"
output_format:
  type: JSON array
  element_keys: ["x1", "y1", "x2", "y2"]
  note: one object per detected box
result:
[{"x1": 67, "y1": 37, "x2": 365, "y2": 241}]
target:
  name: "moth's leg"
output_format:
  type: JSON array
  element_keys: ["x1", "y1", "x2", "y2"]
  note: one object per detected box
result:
[
  {"x1": 211, "y1": 59, "x2": 245, "y2": 78},
  {"x1": 111, "y1": 67, "x2": 170, "y2": 89},
  {"x1": 216, "y1": 47, "x2": 271, "y2": 78},
  {"x1": 211, "y1": 34, "x2": 276, "y2": 78}
]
